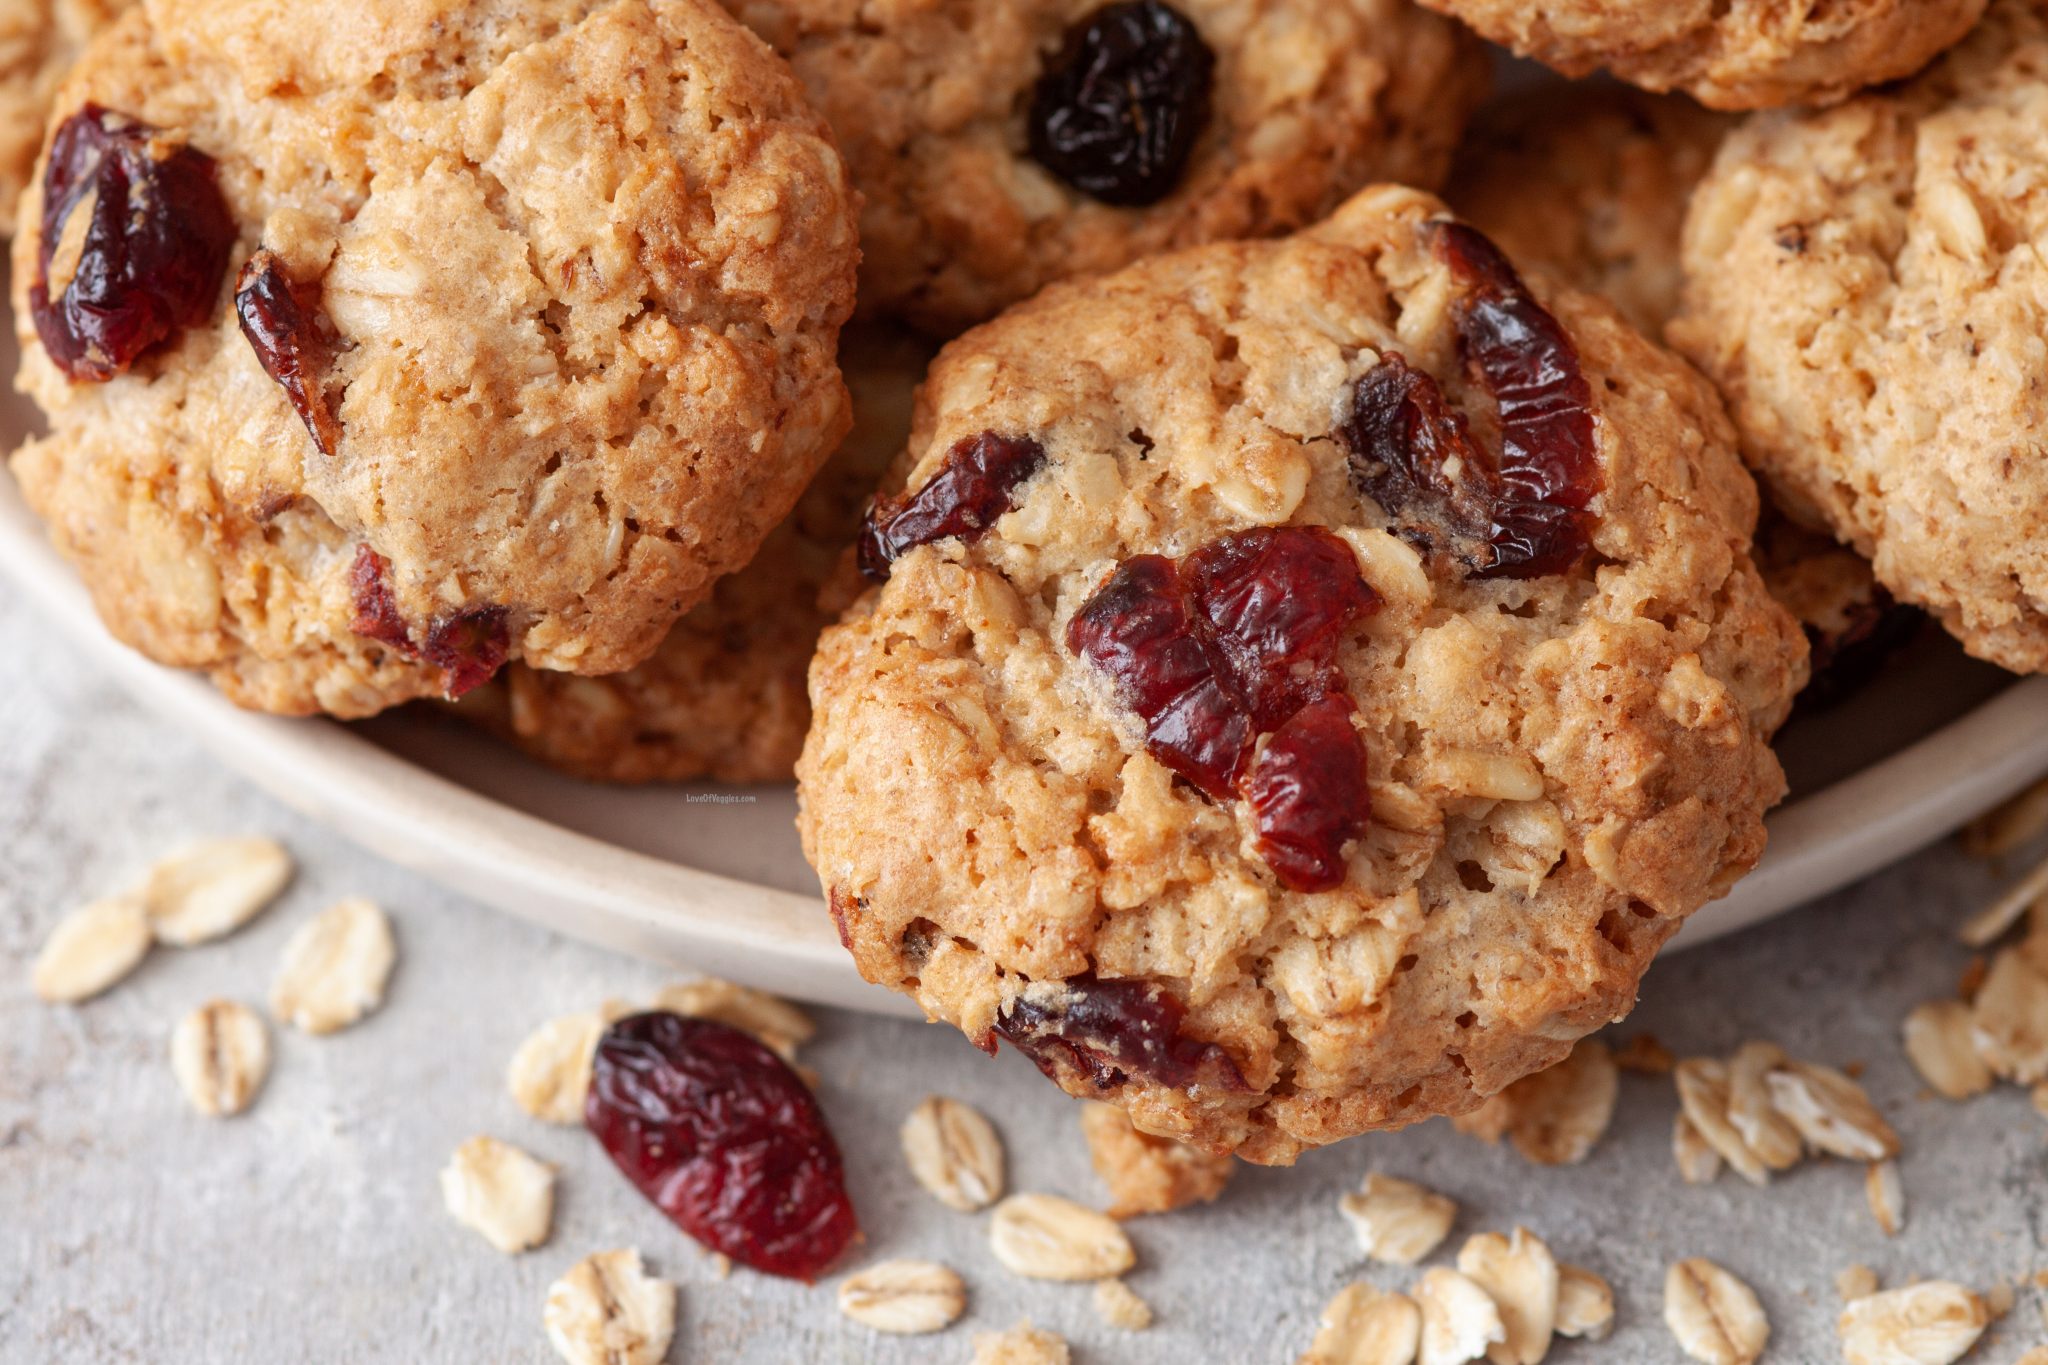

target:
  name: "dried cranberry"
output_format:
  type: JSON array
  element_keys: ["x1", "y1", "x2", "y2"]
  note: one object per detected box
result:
[
  {"x1": 1067, "y1": 526, "x2": 1379, "y2": 889},
  {"x1": 31, "y1": 105, "x2": 235, "y2": 383},
  {"x1": 1027, "y1": 1, "x2": 1214, "y2": 207},
  {"x1": 1340, "y1": 222, "x2": 1602, "y2": 579},
  {"x1": 586, "y1": 1012, "x2": 859, "y2": 1282},
  {"x1": 1245, "y1": 695, "x2": 1369, "y2": 894},
  {"x1": 235, "y1": 249, "x2": 341, "y2": 456},
  {"x1": 997, "y1": 974, "x2": 1247, "y2": 1094},
  {"x1": 346, "y1": 545, "x2": 508, "y2": 697},
  {"x1": 857, "y1": 431, "x2": 1047, "y2": 581},
  {"x1": 347, "y1": 546, "x2": 411, "y2": 653}
]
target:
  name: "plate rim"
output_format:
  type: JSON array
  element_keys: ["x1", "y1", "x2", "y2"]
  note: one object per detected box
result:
[{"x1": 6, "y1": 471, "x2": 2048, "y2": 1012}]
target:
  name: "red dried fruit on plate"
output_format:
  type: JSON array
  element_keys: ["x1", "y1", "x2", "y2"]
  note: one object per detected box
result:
[
  {"x1": 346, "y1": 545, "x2": 508, "y2": 698},
  {"x1": 1340, "y1": 222, "x2": 1601, "y2": 579},
  {"x1": 858, "y1": 431, "x2": 1047, "y2": 581},
  {"x1": 587, "y1": 1012, "x2": 859, "y2": 1282},
  {"x1": 998, "y1": 974, "x2": 1248, "y2": 1094},
  {"x1": 235, "y1": 249, "x2": 342, "y2": 456},
  {"x1": 31, "y1": 105, "x2": 235, "y2": 383}
]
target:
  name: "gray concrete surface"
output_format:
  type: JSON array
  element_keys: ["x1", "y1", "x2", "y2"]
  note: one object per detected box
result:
[{"x1": 3, "y1": 589, "x2": 2045, "y2": 1364}]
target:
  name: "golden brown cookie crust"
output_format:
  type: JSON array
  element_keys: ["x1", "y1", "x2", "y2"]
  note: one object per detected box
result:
[
  {"x1": 798, "y1": 187, "x2": 1806, "y2": 1163},
  {"x1": 0, "y1": 0, "x2": 132, "y2": 236},
  {"x1": 1419, "y1": 0, "x2": 1985, "y2": 109},
  {"x1": 468, "y1": 326, "x2": 928, "y2": 784},
  {"x1": 724, "y1": 0, "x2": 1489, "y2": 332},
  {"x1": 1673, "y1": 0, "x2": 2048, "y2": 675},
  {"x1": 9, "y1": 0, "x2": 858, "y2": 717}
]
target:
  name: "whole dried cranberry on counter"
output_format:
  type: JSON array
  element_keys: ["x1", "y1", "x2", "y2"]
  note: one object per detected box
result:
[
  {"x1": 587, "y1": 1012, "x2": 859, "y2": 1283},
  {"x1": 31, "y1": 105, "x2": 235, "y2": 382}
]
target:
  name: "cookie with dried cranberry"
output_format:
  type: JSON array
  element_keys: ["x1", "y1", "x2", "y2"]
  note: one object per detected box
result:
[
  {"x1": 465, "y1": 326, "x2": 928, "y2": 784},
  {"x1": 1418, "y1": 0, "x2": 1983, "y2": 110},
  {"x1": 1672, "y1": 0, "x2": 2048, "y2": 676},
  {"x1": 721, "y1": 0, "x2": 1488, "y2": 333},
  {"x1": 8, "y1": 0, "x2": 858, "y2": 717},
  {"x1": 0, "y1": 0, "x2": 133, "y2": 236},
  {"x1": 797, "y1": 186, "x2": 1806, "y2": 1163}
]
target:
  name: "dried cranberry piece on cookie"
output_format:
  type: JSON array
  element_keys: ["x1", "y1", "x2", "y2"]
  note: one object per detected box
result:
[
  {"x1": 998, "y1": 974, "x2": 1248, "y2": 1094},
  {"x1": 235, "y1": 249, "x2": 342, "y2": 456},
  {"x1": 858, "y1": 431, "x2": 1047, "y2": 581}
]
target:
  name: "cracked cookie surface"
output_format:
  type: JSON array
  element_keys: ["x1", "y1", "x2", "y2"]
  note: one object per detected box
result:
[
  {"x1": 1673, "y1": 0, "x2": 2048, "y2": 675},
  {"x1": 1417, "y1": 0, "x2": 1984, "y2": 109},
  {"x1": 721, "y1": 0, "x2": 1488, "y2": 333},
  {"x1": 797, "y1": 186, "x2": 1806, "y2": 1163},
  {"x1": 9, "y1": 0, "x2": 859, "y2": 716}
]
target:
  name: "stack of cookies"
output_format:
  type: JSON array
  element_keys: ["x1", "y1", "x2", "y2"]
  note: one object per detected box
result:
[{"x1": 3, "y1": 0, "x2": 2036, "y2": 1163}]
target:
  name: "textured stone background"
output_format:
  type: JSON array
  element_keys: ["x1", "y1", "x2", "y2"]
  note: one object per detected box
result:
[{"x1": 4, "y1": 589, "x2": 2046, "y2": 1364}]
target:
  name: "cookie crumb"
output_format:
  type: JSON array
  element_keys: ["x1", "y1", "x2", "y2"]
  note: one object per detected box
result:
[
  {"x1": 1093, "y1": 1278, "x2": 1154, "y2": 1331},
  {"x1": 1080, "y1": 1101, "x2": 1232, "y2": 1217}
]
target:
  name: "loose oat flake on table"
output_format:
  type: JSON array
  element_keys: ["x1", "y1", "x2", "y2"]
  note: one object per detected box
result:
[
  {"x1": 1837, "y1": 1282, "x2": 1990, "y2": 1365},
  {"x1": 1093, "y1": 1278, "x2": 1154, "y2": 1332},
  {"x1": 971, "y1": 1321, "x2": 1071, "y2": 1365},
  {"x1": 900, "y1": 1094, "x2": 1006, "y2": 1213},
  {"x1": 1450, "y1": 1038, "x2": 1618, "y2": 1165},
  {"x1": 30, "y1": 893, "x2": 152, "y2": 1003},
  {"x1": 1902, "y1": 1000, "x2": 1996, "y2": 1100},
  {"x1": 1412, "y1": 1266, "x2": 1506, "y2": 1365},
  {"x1": 1339, "y1": 1173, "x2": 1459, "y2": 1266},
  {"x1": 1664, "y1": 1259, "x2": 1769, "y2": 1365},
  {"x1": 140, "y1": 836, "x2": 293, "y2": 946},
  {"x1": 835, "y1": 1259, "x2": 967, "y2": 1335},
  {"x1": 1300, "y1": 1281, "x2": 1421, "y2": 1365},
  {"x1": 269, "y1": 898, "x2": 396, "y2": 1034},
  {"x1": 168, "y1": 999, "x2": 270, "y2": 1118},
  {"x1": 1554, "y1": 1264, "x2": 1616, "y2": 1342},
  {"x1": 542, "y1": 1249, "x2": 676, "y2": 1365},
  {"x1": 440, "y1": 1136, "x2": 556, "y2": 1256},
  {"x1": 508, "y1": 1010, "x2": 613, "y2": 1126},
  {"x1": 1454, "y1": 1229, "x2": 1558, "y2": 1365},
  {"x1": 987, "y1": 1193, "x2": 1135, "y2": 1282}
]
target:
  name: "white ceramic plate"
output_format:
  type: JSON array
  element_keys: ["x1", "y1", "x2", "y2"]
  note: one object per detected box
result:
[{"x1": 9, "y1": 349, "x2": 2048, "y2": 1016}]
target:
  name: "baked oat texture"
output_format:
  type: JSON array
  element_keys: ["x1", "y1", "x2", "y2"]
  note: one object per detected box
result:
[
  {"x1": 466, "y1": 326, "x2": 928, "y2": 784},
  {"x1": 1448, "y1": 86, "x2": 1731, "y2": 341},
  {"x1": 797, "y1": 186, "x2": 1807, "y2": 1163},
  {"x1": 721, "y1": 0, "x2": 1489, "y2": 333},
  {"x1": 0, "y1": 0, "x2": 133, "y2": 236},
  {"x1": 1672, "y1": 0, "x2": 2048, "y2": 675},
  {"x1": 9, "y1": 0, "x2": 859, "y2": 717},
  {"x1": 1417, "y1": 0, "x2": 1985, "y2": 109}
]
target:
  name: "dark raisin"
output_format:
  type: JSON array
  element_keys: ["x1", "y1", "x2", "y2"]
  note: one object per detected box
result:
[
  {"x1": 235, "y1": 248, "x2": 341, "y2": 456},
  {"x1": 347, "y1": 546, "x2": 412, "y2": 653},
  {"x1": 586, "y1": 1012, "x2": 859, "y2": 1282},
  {"x1": 346, "y1": 545, "x2": 508, "y2": 697},
  {"x1": 1244, "y1": 694, "x2": 1369, "y2": 894},
  {"x1": 31, "y1": 105, "x2": 235, "y2": 383},
  {"x1": 997, "y1": 974, "x2": 1247, "y2": 1094},
  {"x1": 1066, "y1": 526, "x2": 1379, "y2": 887},
  {"x1": 857, "y1": 431, "x2": 1047, "y2": 581},
  {"x1": 1026, "y1": 1, "x2": 1214, "y2": 207},
  {"x1": 1339, "y1": 222, "x2": 1602, "y2": 579}
]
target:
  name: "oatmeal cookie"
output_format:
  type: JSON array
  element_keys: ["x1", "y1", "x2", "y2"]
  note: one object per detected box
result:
[
  {"x1": 797, "y1": 186, "x2": 1806, "y2": 1162},
  {"x1": 1449, "y1": 87, "x2": 1731, "y2": 340},
  {"x1": 1672, "y1": 0, "x2": 2048, "y2": 675},
  {"x1": 1418, "y1": 0, "x2": 1985, "y2": 110},
  {"x1": 722, "y1": 0, "x2": 1488, "y2": 333},
  {"x1": 0, "y1": 0, "x2": 132, "y2": 235},
  {"x1": 8, "y1": 0, "x2": 859, "y2": 717},
  {"x1": 467, "y1": 327, "x2": 927, "y2": 784}
]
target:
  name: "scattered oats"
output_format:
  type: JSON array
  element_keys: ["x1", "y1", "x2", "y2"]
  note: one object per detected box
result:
[
  {"x1": 1865, "y1": 1160, "x2": 1905, "y2": 1237},
  {"x1": 1961, "y1": 778, "x2": 2048, "y2": 859},
  {"x1": 988, "y1": 1194, "x2": 1134, "y2": 1281},
  {"x1": 1451, "y1": 1093, "x2": 1514, "y2": 1146},
  {"x1": 1958, "y1": 956, "x2": 1990, "y2": 1001},
  {"x1": 1837, "y1": 1282, "x2": 1989, "y2": 1365},
  {"x1": 1413, "y1": 1267, "x2": 1506, "y2": 1365},
  {"x1": 1675, "y1": 1059, "x2": 1769, "y2": 1185},
  {"x1": 1080, "y1": 1101, "x2": 1233, "y2": 1217},
  {"x1": 268, "y1": 897, "x2": 396, "y2": 1034},
  {"x1": 1468, "y1": 1040, "x2": 1619, "y2": 1166},
  {"x1": 1903, "y1": 1001, "x2": 1996, "y2": 1100},
  {"x1": 1555, "y1": 1264, "x2": 1616, "y2": 1342},
  {"x1": 31, "y1": 895, "x2": 152, "y2": 1003},
  {"x1": 1664, "y1": 1259, "x2": 1769, "y2": 1365},
  {"x1": 1984, "y1": 1281, "x2": 2015, "y2": 1317},
  {"x1": 1958, "y1": 848, "x2": 2048, "y2": 946},
  {"x1": 835, "y1": 1259, "x2": 966, "y2": 1335},
  {"x1": 1764, "y1": 1060, "x2": 1901, "y2": 1161},
  {"x1": 441, "y1": 1136, "x2": 555, "y2": 1254},
  {"x1": 142, "y1": 836, "x2": 292, "y2": 946},
  {"x1": 169, "y1": 999, "x2": 270, "y2": 1117},
  {"x1": 1837, "y1": 1266, "x2": 1881, "y2": 1302},
  {"x1": 901, "y1": 1095, "x2": 1005, "y2": 1212},
  {"x1": 1613, "y1": 1033, "x2": 1677, "y2": 1075},
  {"x1": 1726, "y1": 1042, "x2": 1803, "y2": 1171},
  {"x1": 1093, "y1": 1278, "x2": 1154, "y2": 1332},
  {"x1": 1454, "y1": 1228, "x2": 1557, "y2": 1365},
  {"x1": 1301, "y1": 1282, "x2": 1421, "y2": 1365},
  {"x1": 508, "y1": 1012, "x2": 608, "y2": 1125},
  {"x1": 2018, "y1": 1350, "x2": 2048, "y2": 1365},
  {"x1": 652, "y1": 978, "x2": 813, "y2": 1065},
  {"x1": 1970, "y1": 948, "x2": 2048, "y2": 1083},
  {"x1": 543, "y1": 1249, "x2": 675, "y2": 1365},
  {"x1": 1673, "y1": 1112, "x2": 1724, "y2": 1185},
  {"x1": 1339, "y1": 1173, "x2": 1459, "y2": 1266},
  {"x1": 970, "y1": 1321, "x2": 1071, "y2": 1365}
]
